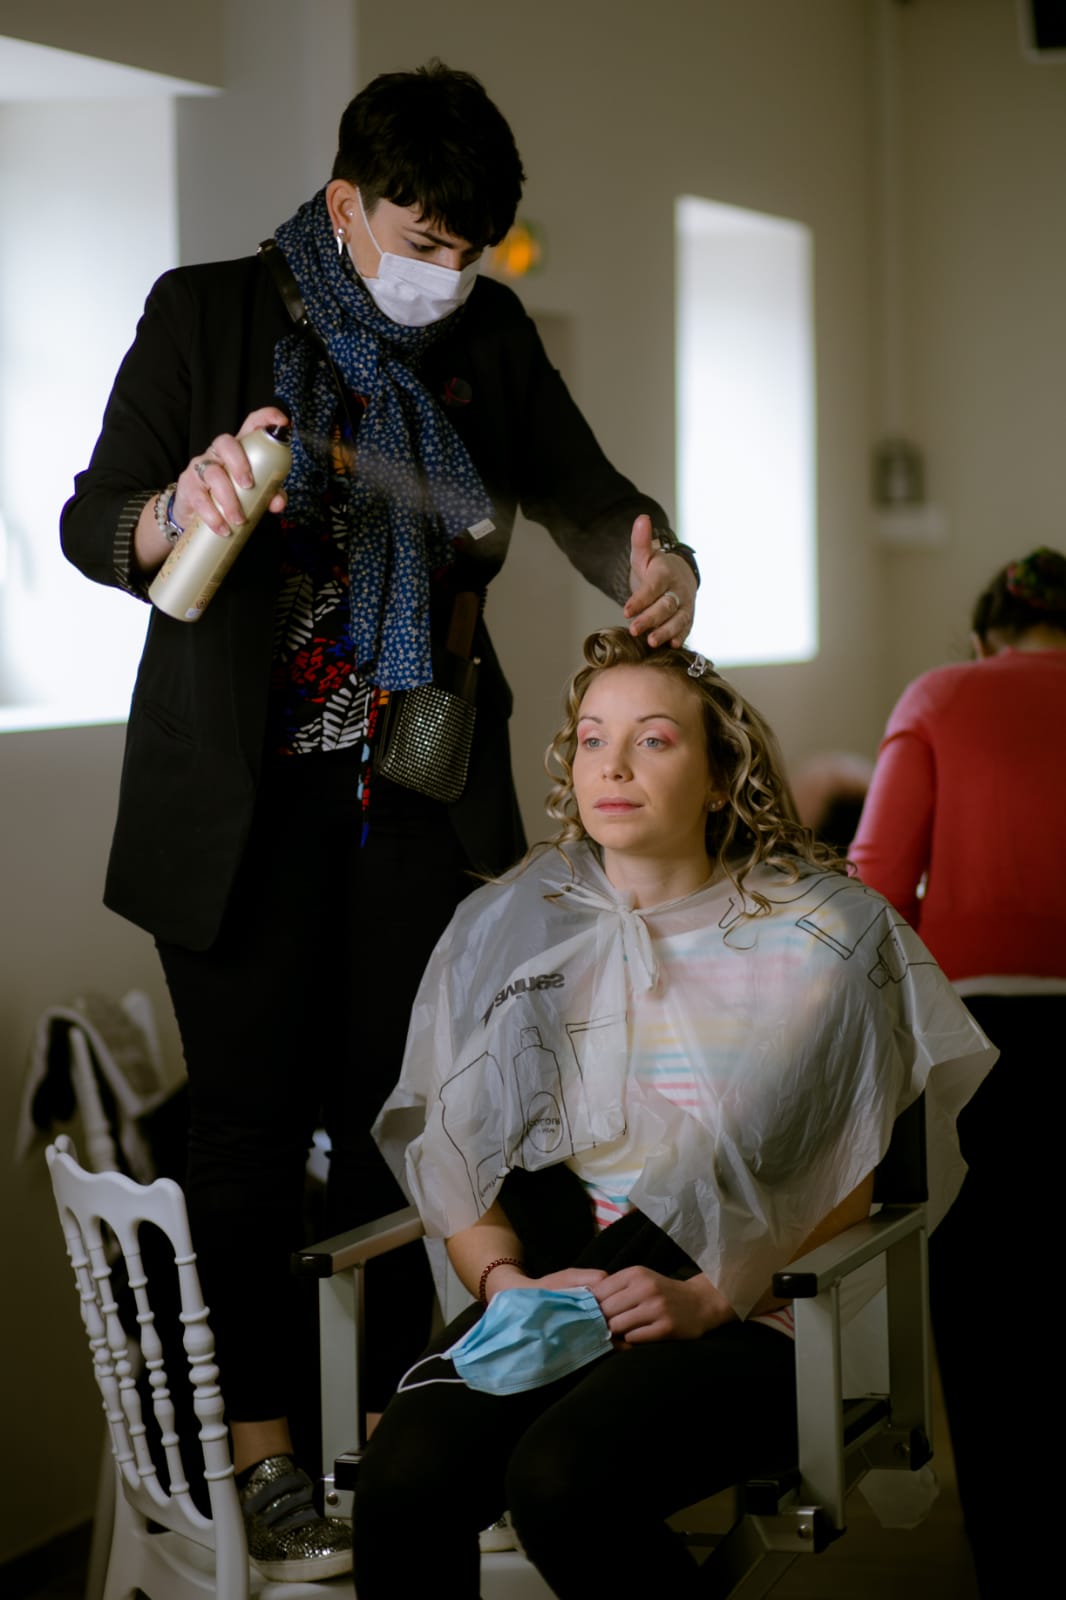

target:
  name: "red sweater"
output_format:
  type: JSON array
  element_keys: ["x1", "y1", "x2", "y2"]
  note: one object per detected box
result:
[{"x1": 850, "y1": 649, "x2": 1066, "y2": 982}]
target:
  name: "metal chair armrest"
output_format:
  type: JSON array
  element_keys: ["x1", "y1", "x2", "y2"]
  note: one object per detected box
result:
[
  {"x1": 292, "y1": 1205, "x2": 425, "y2": 1279},
  {"x1": 771, "y1": 1205, "x2": 924, "y2": 1299}
]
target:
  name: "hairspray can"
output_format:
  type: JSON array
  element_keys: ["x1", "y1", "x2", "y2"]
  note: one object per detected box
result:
[{"x1": 148, "y1": 423, "x2": 292, "y2": 622}]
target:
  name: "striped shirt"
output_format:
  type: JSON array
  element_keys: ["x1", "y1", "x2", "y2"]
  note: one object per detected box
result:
[{"x1": 567, "y1": 973, "x2": 796, "y2": 1338}]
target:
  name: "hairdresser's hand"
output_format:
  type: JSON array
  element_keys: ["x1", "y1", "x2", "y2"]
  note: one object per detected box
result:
[
  {"x1": 592, "y1": 1266, "x2": 735, "y2": 1344},
  {"x1": 171, "y1": 406, "x2": 290, "y2": 538},
  {"x1": 624, "y1": 515, "x2": 697, "y2": 648}
]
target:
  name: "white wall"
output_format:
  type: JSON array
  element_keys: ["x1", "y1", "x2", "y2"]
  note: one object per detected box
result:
[
  {"x1": 876, "y1": 0, "x2": 1066, "y2": 711},
  {"x1": 0, "y1": 97, "x2": 176, "y2": 720},
  {"x1": 357, "y1": 0, "x2": 884, "y2": 830},
  {"x1": 0, "y1": 0, "x2": 222, "y2": 85}
]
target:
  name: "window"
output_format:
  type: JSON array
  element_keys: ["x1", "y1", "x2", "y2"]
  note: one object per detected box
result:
[
  {"x1": 675, "y1": 195, "x2": 816, "y2": 666},
  {"x1": 0, "y1": 37, "x2": 211, "y2": 732}
]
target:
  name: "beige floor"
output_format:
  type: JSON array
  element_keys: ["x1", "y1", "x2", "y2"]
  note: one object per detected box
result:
[{"x1": 768, "y1": 1365, "x2": 978, "y2": 1599}]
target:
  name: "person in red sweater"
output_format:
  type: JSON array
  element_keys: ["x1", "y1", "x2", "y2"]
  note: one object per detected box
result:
[{"x1": 850, "y1": 546, "x2": 1066, "y2": 1598}]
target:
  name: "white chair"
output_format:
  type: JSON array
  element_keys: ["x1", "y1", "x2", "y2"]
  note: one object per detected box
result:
[{"x1": 47, "y1": 1134, "x2": 348, "y2": 1600}]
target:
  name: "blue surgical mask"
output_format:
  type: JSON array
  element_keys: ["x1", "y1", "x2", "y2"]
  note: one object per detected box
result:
[{"x1": 398, "y1": 1287, "x2": 612, "y2": 1396}]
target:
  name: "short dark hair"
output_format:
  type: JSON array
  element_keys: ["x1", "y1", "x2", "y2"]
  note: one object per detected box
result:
[
  {"x1": 971, "y1": 546, "x2": 1066, "y2": 642},
  {"x1": 332, "y1": 60, "x2": 525, "y2": 248}
]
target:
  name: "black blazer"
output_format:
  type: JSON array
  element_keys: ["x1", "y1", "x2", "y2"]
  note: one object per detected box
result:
[{"x1": 61, "y1": 255, "x2": 669, "y2": 950}]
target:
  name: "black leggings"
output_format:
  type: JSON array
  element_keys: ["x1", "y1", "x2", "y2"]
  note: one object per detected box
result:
[
  {"x1": 352, "y1": 1316, "x2": 797, "y2": 1599},
  {"x1": 158, "y1": 751, "x2": 472, "y2": 1423}
]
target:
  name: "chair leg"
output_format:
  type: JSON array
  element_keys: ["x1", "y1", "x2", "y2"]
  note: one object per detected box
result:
[{"x1": 84, "y1": 1431, "x2": 115, "y2": 1600}]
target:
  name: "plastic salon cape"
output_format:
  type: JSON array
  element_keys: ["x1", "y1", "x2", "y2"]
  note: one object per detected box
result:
[{"x1": 375, "y1": 843, "x2": 996, "y2": 1319}]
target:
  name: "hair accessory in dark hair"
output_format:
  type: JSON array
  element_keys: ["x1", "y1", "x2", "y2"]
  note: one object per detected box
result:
[
  {"x1": 971, "y1": 544, "x2": 1066, "y2": 640},
  {"x1": 686, "y1": 653, "x2": 714, "y2": 678},
  {"x1": 1004, "y1": 547, "x2": 1066, "y2": 612}
]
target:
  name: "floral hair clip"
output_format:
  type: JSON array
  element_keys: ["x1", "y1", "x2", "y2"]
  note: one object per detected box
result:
[
  {"x1": 1005, "y1": 547, "x2": 1064, "y2": 612},
  {"x1": 687, "y1": 653, "x2": 714, "y2": 679}
]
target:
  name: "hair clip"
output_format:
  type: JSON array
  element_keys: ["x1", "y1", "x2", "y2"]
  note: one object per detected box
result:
[{"x1": 687, "y1": 653, "x2": 714, "y2": 679}]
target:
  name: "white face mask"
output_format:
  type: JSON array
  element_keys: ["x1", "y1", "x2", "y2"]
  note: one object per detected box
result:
[{"x1": 354, "y1": 190, "x2": 480, "y2": 327}]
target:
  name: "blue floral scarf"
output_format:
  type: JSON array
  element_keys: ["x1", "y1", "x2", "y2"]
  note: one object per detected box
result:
[{"x1": 271, "y1": 189, "x2": 494, "y2": 690}]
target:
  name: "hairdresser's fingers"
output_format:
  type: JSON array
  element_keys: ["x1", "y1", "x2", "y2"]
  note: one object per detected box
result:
[
  {"x1": 172, "y1": 446, "x2": 239, "y2": 538},
  {"x1": 627, "y1": 568, "x2": 696, "y2": 647},
  {"x1": 236, "y1": 404, "x2": 289, "y2": 439},
  {"x1": 172, "y1": 408, "x2": 289, "y2": 538},
  {"x1": 625, "y1": 519, "x2": 697, "y2": 645},
  {"x1": 624, "y1": 513, "x2": 657, "y2": 596}
]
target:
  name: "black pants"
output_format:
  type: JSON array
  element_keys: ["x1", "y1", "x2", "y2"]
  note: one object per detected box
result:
[
  {"x1": 158, "y1": 751, "x2": 472, "y2": 1425},
  {"x1": 929, "y1": 992, "x2": 1063, "y2": 1600},
  {"x1": 352, "y1": 1314, "x2": 797, "y2": 1599}
]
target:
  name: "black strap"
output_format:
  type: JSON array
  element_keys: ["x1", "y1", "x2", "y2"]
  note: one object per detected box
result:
[
  {"x1": 259, "y1": 237, "x2": 315, "y2": 336},
  {"x1": 258, "y1": 238, "x2": 365, "y2": 442}
]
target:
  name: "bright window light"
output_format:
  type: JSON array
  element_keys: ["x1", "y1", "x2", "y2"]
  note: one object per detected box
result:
[
  {"x1": 676, "y1": 196, "x2": 817, "y2": 666},
  {"x1": 0, "y1": 38, "x2": 213, "y2": 735}
]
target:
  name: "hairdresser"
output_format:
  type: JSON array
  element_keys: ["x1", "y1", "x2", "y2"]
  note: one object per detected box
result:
[
  {"x1": 850, "y1": 547, "x2": 1066, "y2": 1598},
  {"x1": 60, "y1": 62, "x2": 697, "y2": 1580}
]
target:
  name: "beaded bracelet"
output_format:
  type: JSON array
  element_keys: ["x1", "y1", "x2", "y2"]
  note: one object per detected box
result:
[
  {"x1": 154, "y1": 482, "x2": 184, "y2": 544},
  {"x1": 477, "y1": 1255, "x2": 525, "y2": 1305}
]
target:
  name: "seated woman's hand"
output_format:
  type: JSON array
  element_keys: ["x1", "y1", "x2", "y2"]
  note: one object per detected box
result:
[
  {"x1": 530, "y1": 1267, "x2": 609, "y2": 1293},
  {"x1": 480, "y1": 1262, "x2": 608, "y2": 1300},
  {"x1": 592, "y1": 1266, "x2": 735, "y2": 1344}
]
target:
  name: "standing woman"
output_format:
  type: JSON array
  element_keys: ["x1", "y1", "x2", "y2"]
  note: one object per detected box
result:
[
  {"x1": 359, "y1": 628, "x2": 994, "y2": 1599},
  {"x1": 59, "y1": 64, "x2": 697, "y2": 1577},
  {"x1": 850, "y1": 547, "x2": 1066, "y2": 1598}
]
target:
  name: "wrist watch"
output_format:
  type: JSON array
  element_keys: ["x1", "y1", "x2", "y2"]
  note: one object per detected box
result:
[{"x1": 652, "y1": 526, "x2": 701, "y2": 586}]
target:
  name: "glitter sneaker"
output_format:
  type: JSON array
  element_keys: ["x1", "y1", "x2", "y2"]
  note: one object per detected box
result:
[
  {"x1": 479, "y1": 1511, "x2": 519, "y2": 1553},
  {"x1": 238, "y1": 1454, "x2": 353, "y2": 1581}
]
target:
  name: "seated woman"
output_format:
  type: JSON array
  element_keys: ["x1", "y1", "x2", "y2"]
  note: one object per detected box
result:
[{"x1": 356, "y1": 628, "x2": 994, "y2": 1599}]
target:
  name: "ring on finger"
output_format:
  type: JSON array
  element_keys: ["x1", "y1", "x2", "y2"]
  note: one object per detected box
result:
[
  {"x1": 663, "y1": 588, "x2": 681, "y2": 612},
  {"x1": 194, "y1": 456, "x2": 220, "y2": 483}
]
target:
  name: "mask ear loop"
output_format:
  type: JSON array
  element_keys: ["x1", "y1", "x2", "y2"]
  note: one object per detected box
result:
[{"x1": 396, "y1": 1351, "x2": 467, "y2": 1393}]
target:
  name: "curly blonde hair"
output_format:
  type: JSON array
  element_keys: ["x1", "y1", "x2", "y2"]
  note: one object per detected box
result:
[{"x1": 542, "y1": 629, "x2": 847, "y2": 916}]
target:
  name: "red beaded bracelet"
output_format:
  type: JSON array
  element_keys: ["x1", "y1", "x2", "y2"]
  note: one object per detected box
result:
[{"x1": 477, "y1": 1255, "x2": 525, "y2": 1305}]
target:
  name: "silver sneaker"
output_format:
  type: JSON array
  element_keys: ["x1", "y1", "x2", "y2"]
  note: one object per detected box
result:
[
  {"x1": 479, "y1": 1511, "x2": 519, "y2": 1553},
  {"x1": 238, "y1": 1454, "x2": 353, "y2": 1581}
]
